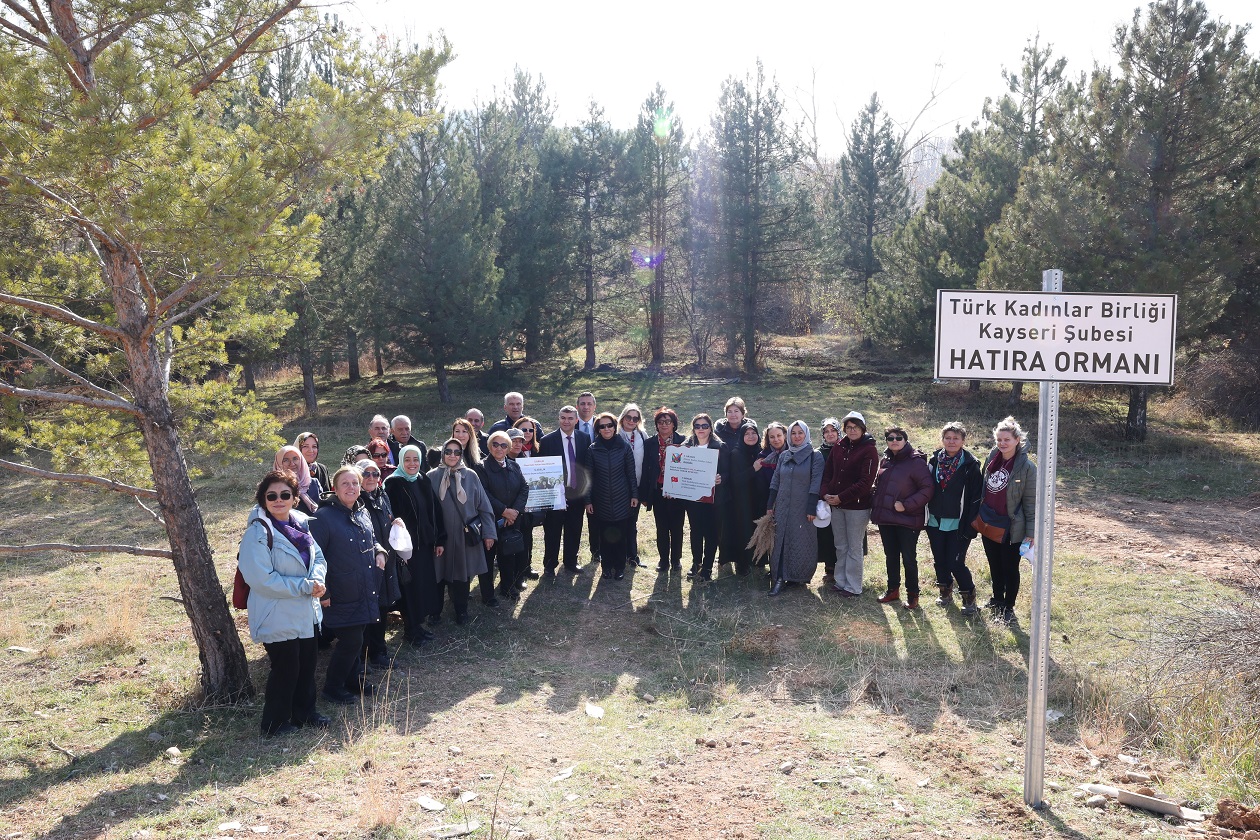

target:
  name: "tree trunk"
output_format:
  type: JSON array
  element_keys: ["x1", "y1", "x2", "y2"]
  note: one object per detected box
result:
[
  {"x1": 300, "y1": 346, "x2": 317, "y2": 415},
  {"x1": 649, "y1": 262, "x2": 665, "y2": 368},
  {"x1": 743, "y1": 286, "x2": 758, "y2": 374},
  {"x1": 242, "y1": 359, "x2": 257, "y2": 393},
  {"x1": 968, "y1": 380, "x2": 981, "y2": 393},
  {"x1": 1125, "y1": 384, "x2": 1149, "y2": 441},
  {"x1": 583, "y1": 193, "x2": 596, "y2": 371},
  {"x1": 322, "y1": 349, "x2": 334, "y2": 378},
  {"x1": 1008, "y1": 381, "x2": 1024, "y2": 407},
  {"x1": 523, "y1": 322, "x2": 539, "y2": 366},
  {"x1": 346, "y1": 327, "x2": 360, "y2": 383},
  {"x1": 434, "y1": 354, "x2": 451, "y2": 404},
  {"x1": 110, "y1": 254, "x2": 253, "y2": 704},
  {"x1": 374, "y1": 335, "x2": 384, "y2": 377}
]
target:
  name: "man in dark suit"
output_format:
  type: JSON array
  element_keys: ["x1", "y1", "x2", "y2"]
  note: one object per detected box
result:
[
  {"x1": 465, "y1": 407, "x2": 490, "y2": 454},
  {"x1": 538, "y1": 405, "x2": 590, "y2": 576}
]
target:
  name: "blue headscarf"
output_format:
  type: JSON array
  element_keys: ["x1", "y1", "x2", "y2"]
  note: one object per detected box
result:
[{"x1": 390, "y1": 444, "x2": 423, "y2": 482}]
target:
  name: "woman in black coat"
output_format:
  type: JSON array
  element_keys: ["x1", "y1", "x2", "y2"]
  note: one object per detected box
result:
[
  {"x1": 722, "y1": 419, "x2": 761, "y2": 576},
  {"x1": 356, "y1": 459, "x2": 404, "y2": 670},
  {"x1": 583, "y1": 412, "x2": 638, "y2": 579},
  {"x1": 640, "y1": 407, "x2": 686, "y2": 573},
  {"x1": 309, "y1": 466, "x2": 386, "y2": 704},
  {"x1": 384, "y1": 445, "x2": 445, "y2": 642},
  {"x1": 480, "y1": 430, "x2": 530, "y2": 600},
  {"x1": 926, "y1": 422, "x2": 984, "y2": 616},
  {"x1": 682, "y1": 412, "x2": 730, "y2": 583}
]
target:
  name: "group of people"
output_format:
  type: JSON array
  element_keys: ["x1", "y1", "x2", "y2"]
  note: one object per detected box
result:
[{"x1": 236, "y1": 391, "x2": 1037, "y2": 736}]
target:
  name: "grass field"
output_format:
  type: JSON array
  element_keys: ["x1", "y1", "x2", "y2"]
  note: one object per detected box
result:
[{"x1": 2, "y1": 338, "x2": 1257, "y2": 838}]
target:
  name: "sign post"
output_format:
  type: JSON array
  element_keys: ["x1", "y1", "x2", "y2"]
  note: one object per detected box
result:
[{"x1": 933, "y1": 276, "x2": 1177, "y2": 809}]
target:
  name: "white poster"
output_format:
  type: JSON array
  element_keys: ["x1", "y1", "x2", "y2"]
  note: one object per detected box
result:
[
  {"x1": 662, "y1": 445, "x2": 718, "y2": 503},
  {"x1": 520, "y1": 456, "x2": 566, "y2": 512}
]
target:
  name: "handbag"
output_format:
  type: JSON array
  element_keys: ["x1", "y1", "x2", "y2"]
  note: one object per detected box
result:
[
  {"x1": 971, "y1": 503, "x2": 1010, "y2": 543},
  {"x1": 232, "y1": 567, "x2": 250, "y2": 609},
  {"x1": 464, "y1": 516, "x2": 483, "y2": 546},
  {"x1": 498, "y1": 524, "x2": 525, "y2": 555}
]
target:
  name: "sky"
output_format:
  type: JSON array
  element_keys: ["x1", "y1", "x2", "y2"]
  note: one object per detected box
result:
[{"x1": 339, "y1": 0, "x2": 1257, "y2": 157}]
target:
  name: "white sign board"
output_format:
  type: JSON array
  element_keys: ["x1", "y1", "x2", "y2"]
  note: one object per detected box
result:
[
  {"x1": 934, "y1": 290, "x2": 1177, "y2": 385},
  {"x1": 662, "y1": 445, "x2": 718, "y2": 503},
  {"x1": 519, "y1": 456, "x2": 565, "y2": 512}
]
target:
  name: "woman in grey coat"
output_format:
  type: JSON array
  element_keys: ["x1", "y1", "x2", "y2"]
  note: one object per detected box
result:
[
  {"x1": 429, "y1": 438, "x2": 497, "y2": 624},
  {"x1": 766, "y1": 421, "x2": 824, "y2": 595}
]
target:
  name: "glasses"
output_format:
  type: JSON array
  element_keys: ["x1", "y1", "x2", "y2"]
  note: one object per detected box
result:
[
  {"x1": 595, "y1": 423, "x2": 615, "y2": 431},
  {"x1": 693, "y1": 422, "x2": 711, "y2": 430},
  {"x1": 886, "y1": 434, "x2": 905, "y2": 441},
  {"x1": 490, "y1": 441, "x2": 509, "y2": 449},
  {"x1": 442, "y1": 448, "x2": 463, "y2": 456},
  {"x1": 371, "y1": 451, "x2": 388, "y2": 458},
  {"x1": 625, "y1": 415, "x2": 641, "y2": 422},
  {"x1": 265, "y1": 491, "x2": 293, "y2": 502},
  {"x1": 362, "y1": 470, "x2": 381, "y2": 477}
]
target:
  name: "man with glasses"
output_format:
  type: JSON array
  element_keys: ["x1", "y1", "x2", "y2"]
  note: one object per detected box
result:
[{"x1": 538, "y1": 406, "x2": 591, "y2": 577}]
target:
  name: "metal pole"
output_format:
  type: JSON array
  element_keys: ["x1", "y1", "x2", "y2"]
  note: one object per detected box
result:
[{"x1": 1024, "y1": 268, "x2": 1062, "y2": 808}]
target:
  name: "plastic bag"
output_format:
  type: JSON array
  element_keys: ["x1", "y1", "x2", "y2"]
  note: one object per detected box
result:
[
  {"x1": 813, "y1": 499, "x2": 832, "y2": 527},
  {"x1": 389, "y1": 521, "x2": 413, "y2": 560}
]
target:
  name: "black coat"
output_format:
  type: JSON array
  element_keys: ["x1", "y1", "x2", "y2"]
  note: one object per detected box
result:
[
  {"x1": 582, "y1": 435, "x2": 637, "y2": 522},
  {"x1": 361, "y1": 487, "x2": 403, "y2": 606},
  {"x1": 384, "y1": 474, "x2": 445, "y2": 550},
  {"x1": 309, "y1": 497, "x2": 382, "y2": 628},
  {"x1": 480, "y1": 456, "x2": 528, "y2": 517},
  {"x1": 538, "y1": 429, "x2": 592, "y2": 503},
  {"x1": 639, "y1": 431, "x2": 685, "y2": 507},
  {"x1": 928, "y1": 448, "x2": 984, "y2": 538}
]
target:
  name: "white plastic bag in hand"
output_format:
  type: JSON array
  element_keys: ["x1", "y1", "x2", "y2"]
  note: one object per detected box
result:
[{"x1": 389, "y1": 521, "x2": 413, "y2": 560}]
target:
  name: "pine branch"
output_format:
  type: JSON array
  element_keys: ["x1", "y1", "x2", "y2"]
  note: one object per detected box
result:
[
  {"x1": 0, "y1": 380, "x2": 142, "y2": 417},
  {"x1": 0, "y1": 9, "x2": 47, "y2": 48},
  {"x1": 0, "y1": 333, "x2": 131, "y2": 405},
  {"x1": 0, "y1": 290, "x2": 126, "y2": 341},
  {"x1": 0, "y1": 543, "x2": 172, "y2": 559},
  {"x1": 0, "y1": 458, "x2": 159, "y2": 499}
]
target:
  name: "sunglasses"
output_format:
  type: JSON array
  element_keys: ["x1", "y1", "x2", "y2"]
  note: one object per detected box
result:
[
  {"x1": 490, "y1": 441, "x2": 509, "y2": 449},
  {"x1": 265, "y1": 491, "x2": 294, "y2": 502},
  {"x1": 886, "y1": 434, "x2": 906, "y2": 441},
  {"x1": 442, "y1": 448, "x2": 463, "y2": 456},
  {"x1": 693, "y1": 422, "x2": 711, "y2": 430},
  {"x1": 595, "y1": 423, "x2": 615, "y2": 431},
  {"x1": 371, "y1": 451, "x2": 389, "y2": 458},
  {"x1": 625, "y1": 415, "x2": 641, "y2": 421},
  {"x1": 362, "y1": 469, "x2": 381, "y2": 477}
]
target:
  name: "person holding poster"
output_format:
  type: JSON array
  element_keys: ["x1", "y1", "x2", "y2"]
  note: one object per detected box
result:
[
  {"x1": 681, "y1": 413, "x2": 729, "y2": 582},
  {"x1": 766, "y1": 421, "x2": 824, "y2": 595},
  {"x1": 583, "y1": 412, "x2": 639, "y2": 580},
  {"x1": 640, "y1": 407, "x2": 686, "y2": 572}
]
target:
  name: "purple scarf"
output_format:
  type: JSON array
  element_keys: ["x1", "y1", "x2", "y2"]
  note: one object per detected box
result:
[{"x1": 267, "y1": 513, "x2": 313, "y2": 568}]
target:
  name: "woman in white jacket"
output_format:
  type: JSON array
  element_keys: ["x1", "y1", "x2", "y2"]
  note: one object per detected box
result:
[{"x1": 237, "y1": 469, "x2": 328, "y2": 737}]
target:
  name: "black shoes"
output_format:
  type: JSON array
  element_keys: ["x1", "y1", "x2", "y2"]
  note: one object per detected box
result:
[
  {"x1": 657, "y1": 560, "x2": 669, "y2": 571},
  {"x1": 265, "y1": 723, "x2": 299, "y2": 738},
  {"x1": 295, "y1": 713, "x2": 331, "y2": 729},
  {"x1": 368, "y1": 653, "x2": 393, "y2": 671},
  {"x1": 483, "y1": 597, "x2": 500, "y2": 608},
  {"x1": 321, "y1": 688, "x2": 356, "y2": 705},
  {"x1": 768, "y1": 579, "x2": 784, "y2": 596}
]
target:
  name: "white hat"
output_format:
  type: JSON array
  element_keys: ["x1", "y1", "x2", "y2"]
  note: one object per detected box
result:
[{"x1": 813, "y1": 500, "x2": 832, "y2": 527}]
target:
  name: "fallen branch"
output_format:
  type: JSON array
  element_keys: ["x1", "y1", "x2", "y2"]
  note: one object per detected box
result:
[
  {"x1": 0, "y1": 543, "x2": 173, "y2": 559},
  {"x1": 48, "y1": 740, "x2": 77, "y2": 761}
]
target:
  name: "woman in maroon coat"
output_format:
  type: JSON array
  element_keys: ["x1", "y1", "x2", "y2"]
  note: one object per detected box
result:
[
  {"x1": 821, "y1": 411, "x2": 879, "y2": 597},
  {"x1": 869, "y1": 425, "x2": 934, "y2": 609}
]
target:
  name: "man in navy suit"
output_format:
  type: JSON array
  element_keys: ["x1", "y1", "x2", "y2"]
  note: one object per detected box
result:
[{"x1": 539, "y1": 405, "x2": 590, "y2": 576}]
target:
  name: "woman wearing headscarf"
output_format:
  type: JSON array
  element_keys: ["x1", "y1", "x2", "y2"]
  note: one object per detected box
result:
[
  {"x1": 237, "y1": 469, "x2": 327, "y2": 735},
  {"x1": 309, "y1": 466, "x2": 385, "y2": 704},
  {"x1": 978, "y1": 416, "x2": 1037, "y2": 626},
  {"x1": 341, "y1": 445, "x2": 371, "y2": 468},
  {"x1": 384, "y1": 445, "x2": 445, "y2": 642},
  {"x1": 428, "y1": 438, "x2": 497, "y2": 624},
  {"x1": 815, "y1": 418, "x2": 841, "y2": 584},
  {"x1": 480, "y1": 430, "x2": 530, "y2": 601},
  {"x1": 822, "y1": 411, "x2": 879, "y2": 598},
  {"x1": 582, "y1": 412, "x2": 638, "y2": 580},
  {"x1": 722, "y1": 418, "x2": 762, "y2": 576},
  {"x1": 870, "y1": 425, "x2": 934, "y2": 610},
  {"x1": 926, "y1": 422, "x2": 984, "y2": 616},
  {"x1": 295, "y1": 432, "x2": 331, "y2": 501},
  {"x1": 766, "y1": 421, "x2": 824, "y2": 595},
  {"x1": 617, "y1": 403, "x2": 647, "y2": 568},
  {"x1": 682, "y1": 412, "x2": 729, "y2": 582},
  {"x1": 356, "y1": 458, "x2": 404, "y2": 670},
  {"x1": 639, "y1": 407, "x2": 686, "y2": 573},
  {"x1": 274, "y1": 445, "x2": 321, "y2": 515}
]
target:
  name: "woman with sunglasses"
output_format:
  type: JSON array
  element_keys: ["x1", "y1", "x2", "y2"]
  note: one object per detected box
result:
[
  {"x1": 428, "y1": 439, "x2": 497, "y2": 623},
  {"x1": 513, "y1": 416, "x2": 541, "y2": 458},
  {"x1": 766, "y1": 421, "x2": 824, "y2": 595},
  {"x1": 682, "y1": 412, "x2": 729, "y2": 582},
  {"x1": 356, "y1": 459, "x2": 404, "y2": 669},
  {"x1": 385, "y1": 445, "x2": 445, "y2": 643},
  {"x1": 870, "y1": 426, "x2": 934, "y2": 610},
  {"x1": 639, "y1": 407, "x2": 686, "y2": 572},
  {"x1": 582, "y1": 412, "x2": 638, "y2": 580},
  {"x1": 237, "y1": 469, "x2": 328, "y2": 736},
  {"x1": 617, "y1": 404, "x2": 647, "y2": 568},
  {"x1": 480, "y1": 430, "x2": 529, "y2": 600}
]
